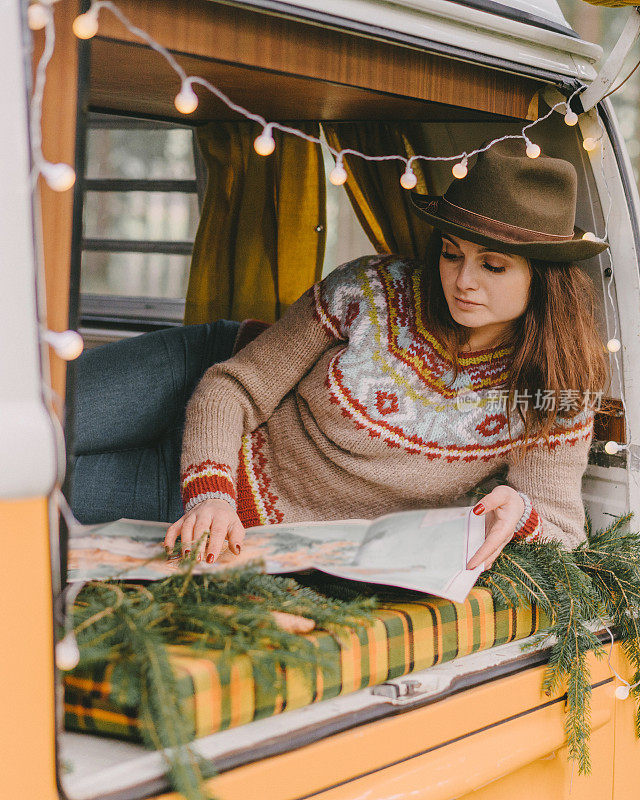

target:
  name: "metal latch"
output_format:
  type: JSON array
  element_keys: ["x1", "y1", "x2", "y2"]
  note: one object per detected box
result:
[{"x1": 371, "y1": 679, "x2": 426, "y2": 704}]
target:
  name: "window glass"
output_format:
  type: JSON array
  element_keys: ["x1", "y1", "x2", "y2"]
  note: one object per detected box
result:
[
  {"x1": 320, "y1": 134, "x2": 375, "y2": 278},
  {"x1": 86, "y1": 127, "x2": 196, "y2": 180},
  {"x1": 83, "y1": 191, "x2": 199, "y2": 242},
  {"x1": 80, "y1": 252, "x2": 191, "y2": 298},
  {"x1": 80, "y1": 118, "x2": 375, "y2": 320},
  {"x1": 81, "y1": 116, "x2": 198, "y2": 313}
]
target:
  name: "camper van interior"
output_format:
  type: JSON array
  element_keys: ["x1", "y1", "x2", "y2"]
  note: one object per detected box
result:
[{"x1": 22, "y1": 1, "x2": 639, "y2": 798}]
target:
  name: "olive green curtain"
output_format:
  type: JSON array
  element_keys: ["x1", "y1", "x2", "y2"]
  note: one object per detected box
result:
[
  {"x1": 321, "y1": 122, "x2": 436, "y2": 261},
  {"x1": 185, "y1": 121, "x2": 326, "y2": 324}
]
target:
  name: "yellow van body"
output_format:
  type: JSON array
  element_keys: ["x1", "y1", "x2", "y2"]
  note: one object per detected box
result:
[{"x1": 3, "y1": 1, "x2": 640, "y2": 798}]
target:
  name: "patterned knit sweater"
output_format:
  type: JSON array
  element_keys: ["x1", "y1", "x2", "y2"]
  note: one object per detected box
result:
[{"x1": 181, "y1": 255, "x2": 594, "y2": 550}]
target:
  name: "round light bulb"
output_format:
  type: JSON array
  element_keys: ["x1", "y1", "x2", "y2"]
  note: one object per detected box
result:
[
  {"x1": 400, "y1": 169, "x2": 417, "y2": 190},
  {"x1": 254, "y1": 131, "x2": 276, "y2": 156},
  {"x1": 607, "y1": 338, "x2": 621, "y2": 353},
  {"x1": 55, "y1": 634, "x2": 80, "y2": 671},
  {"x1": 329, "y1": 164, "x2": 348, "y2": 186},
  {"x1": 41, "y1": 162, "x2": 76, "y2": 192},
  {"x1": 615, "y1": 684, "x2": 630, "y2": 700},
  {"x1": 72, "y1": 10, "x2": 99, "y2": 39},
  {"x1": 605, "y1": 440, "x2": 620, "y2": 455},
  {"x1": 583, "y1": 137, "x2": 599, "y2": 152},
  {"x1": 452, "y1": 161, "x2": 468, "y2": 179},
  {"x1": 174, "y1": 84, "x2": 198, "y2": 115},
  {"x1": 43, "y1": 329, "x2": 84, "y2": 360},
  {"x1": 582, "y1": 231, "x2": 598, "y2": 242},
  {"x1": 564, "y1": 110, "x2": 579, "y2": 127},
  {"x1": 526, "y1": 142, "x2": 541, "y2": 159},
  {"x1": 28, "y1": 3, "x2": 49, "y2": 30}
]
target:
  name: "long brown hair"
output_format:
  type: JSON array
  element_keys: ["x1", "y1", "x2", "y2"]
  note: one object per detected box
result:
[{"x1": 421, "y1": 229, "x2": 608, "y2": 451}]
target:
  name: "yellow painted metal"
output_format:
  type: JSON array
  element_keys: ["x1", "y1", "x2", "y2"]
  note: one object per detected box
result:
[
  {"x1": 0, "y1": 497, "x2": 59, "y2": 800},
  {"x1": 611, "y1": 640, "x2": 640, "y2": 797},
  {"x1": 152, "y1": 648, "x2": 625, "y2": 800}
]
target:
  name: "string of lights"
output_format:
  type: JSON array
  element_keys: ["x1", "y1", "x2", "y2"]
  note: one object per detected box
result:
[{"x1": 31, "y1": 1, "x2": 606, "y2": 196}]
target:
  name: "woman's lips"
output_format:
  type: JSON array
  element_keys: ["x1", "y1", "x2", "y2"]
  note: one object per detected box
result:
[{"x1": 453, "y1": 295, "x2": 482, "y2": 309}]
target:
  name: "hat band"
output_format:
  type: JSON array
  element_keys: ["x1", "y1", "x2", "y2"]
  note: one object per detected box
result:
[{"x1": 438, "y1": 198, "x2": 575, "y2": 244}]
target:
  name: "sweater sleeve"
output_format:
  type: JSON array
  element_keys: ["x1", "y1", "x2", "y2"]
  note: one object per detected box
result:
[
  {"x1": 505, "y1": 409, "x2": 595, "y2": 550},
  {"x1": 180, "y1": 256, "x2": 372, "y2": 513}
]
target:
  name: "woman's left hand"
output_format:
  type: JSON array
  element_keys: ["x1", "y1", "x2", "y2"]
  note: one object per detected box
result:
[{"x1": 466, "y1": 485, "x2": 525, "y2": 571}]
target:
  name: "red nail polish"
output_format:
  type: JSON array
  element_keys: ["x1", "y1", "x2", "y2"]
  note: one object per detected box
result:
[
  {"x1": 206, "y1": 553, "x2": 215, "y2": 563},
  {"x1": 184, "y1": 549, "x2": 191, "y2": 557},
  {"x1": 234, "y1": 544, "x2": 241, "y2": 554},
  {"x1": 472, "y1": 503, "x2": 485, "y2": 515}
]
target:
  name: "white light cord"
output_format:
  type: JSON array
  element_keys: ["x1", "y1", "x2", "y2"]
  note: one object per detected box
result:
[
  {"x1": 592, "y1": 109, "x2": 637, "y2": 466},
  {"x1": 53, "y1": 489, "x2": 87, "y2": 670},
  {"x1": 29, "y1": 3, "x2": 55, "y2": 188},
  {"x1": 55, "y1": 486, "x2": 83, "y2": 532},
  {"x1": 54, "y1": 578, "x2": 86, "y2": 670},
  {"x1": 602, "y1": 622, "x2": 640, "y2": 698}
]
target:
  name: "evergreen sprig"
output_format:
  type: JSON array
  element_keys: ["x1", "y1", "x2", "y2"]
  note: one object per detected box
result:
[
  {"x1": 71, "y1": 582, "x2": 207, "y2": 798},
  {"x1": 69, "y1": 563, "x2": 376, "y2": 800},
  {"x1": 478, "y1": 511, "x2": 640, "y2": 774}
]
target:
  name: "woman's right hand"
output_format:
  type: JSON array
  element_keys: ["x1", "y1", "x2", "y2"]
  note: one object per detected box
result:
[{"x1": 163, "y1": 499, "x2": 245, "y2": 563}]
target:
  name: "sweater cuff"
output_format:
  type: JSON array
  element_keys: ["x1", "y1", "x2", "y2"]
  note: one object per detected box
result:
[
  {"x1": 512, "y1": 492, "x2": 542, "y2": 543},
  {"x1": 181, "y1": 460, "x2": 237, "y2": 513}
]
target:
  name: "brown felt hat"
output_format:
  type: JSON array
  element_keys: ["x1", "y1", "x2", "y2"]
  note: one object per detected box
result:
[{"x1": 409, "y1": 138, "x2": 609, "y2": 262}]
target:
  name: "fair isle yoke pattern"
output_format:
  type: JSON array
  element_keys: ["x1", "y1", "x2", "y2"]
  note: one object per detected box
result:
[
  {"x1": 180, "y1": 254, "x2": 594, "y2": 550},
  {"x1": 312, "y1": 256, "x2": 593, "y2": 463}
]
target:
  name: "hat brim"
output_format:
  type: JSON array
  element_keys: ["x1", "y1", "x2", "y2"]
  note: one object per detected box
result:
[{"x1": 409, "y1": 193, "x2": 609, "y2": 262}]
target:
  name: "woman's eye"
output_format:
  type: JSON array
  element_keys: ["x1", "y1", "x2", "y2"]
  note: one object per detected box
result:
[{"x1": 441, "y1": 251, "x2": 504, "y2": 273}]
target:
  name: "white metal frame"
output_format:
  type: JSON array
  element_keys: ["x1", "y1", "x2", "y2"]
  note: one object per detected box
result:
[
  {"x1": 224, "y1": 0, "x2": 603, "y2": 81},
  {"x1": 0, "y1": 1, "x2": 60, "y2": 500}
]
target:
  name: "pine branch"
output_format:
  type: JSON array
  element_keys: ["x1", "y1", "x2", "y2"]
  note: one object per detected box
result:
[
  {"x1": 479, "y1": 511, "x2": 640, "y2": 775},
  {"x1": 69, "y1": 565, "x2": 375, "y2": 798}
]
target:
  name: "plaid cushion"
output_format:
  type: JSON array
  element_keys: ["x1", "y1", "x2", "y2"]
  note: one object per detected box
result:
[{"x1": 64, "y1": 587, "x2": 549, "y2": 741}]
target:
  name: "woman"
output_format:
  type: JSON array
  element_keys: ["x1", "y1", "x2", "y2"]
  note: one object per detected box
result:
[{"x1": 165, "y1": 138, "x2": 609, "y2": 571}]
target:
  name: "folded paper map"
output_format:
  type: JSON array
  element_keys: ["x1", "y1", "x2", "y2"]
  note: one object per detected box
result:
[{"x1": 68, "y1": 506, "x2": 486, "y2": 602}]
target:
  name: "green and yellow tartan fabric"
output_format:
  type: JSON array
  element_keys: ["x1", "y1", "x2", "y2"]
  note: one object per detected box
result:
[{"x1": 64, "y1": 587, "x2": 549, "y2": 741}]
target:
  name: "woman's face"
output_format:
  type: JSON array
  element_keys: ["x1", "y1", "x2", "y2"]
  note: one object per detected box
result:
[{"x1": 438, "y1": 233, "x2": 532, "y2": 348}]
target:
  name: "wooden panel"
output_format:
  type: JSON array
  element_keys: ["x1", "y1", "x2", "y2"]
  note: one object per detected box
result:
[
  {"x1": 32, "y1": 0, "x2": 81, "y2": 409},
  {"x1": 90, "y1": 40, "x2": 522, "y2": 123},
  {"x1": 89, "y1": 0, "x2": 540, "y2": 120},
  {"x1": 594, "y1": 397, "x2": 625, "y2": 442}
]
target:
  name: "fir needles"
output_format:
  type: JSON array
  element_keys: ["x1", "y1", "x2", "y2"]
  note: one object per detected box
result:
[
  {"x1": 67, "y1": 564, "x2": 375, "y2": 800},
  {"x1": 478, "y1": 511, "x2": 640, "y2": 774}
]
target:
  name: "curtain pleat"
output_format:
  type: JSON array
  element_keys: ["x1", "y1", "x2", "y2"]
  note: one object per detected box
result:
[{"x1": 321, "y1": 122, "x2": 436, "y2": 260}]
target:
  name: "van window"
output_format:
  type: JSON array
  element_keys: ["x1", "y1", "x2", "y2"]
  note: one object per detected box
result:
[
  {"x1": 80, "y1": 113, "x2": 198, "y2": 346},
  {"x1": 78, "y1": 116, "x2": 371, "y2": 346},
  {"x1": 320, "y1": 128, "x2": 374, "y2": 278}
]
